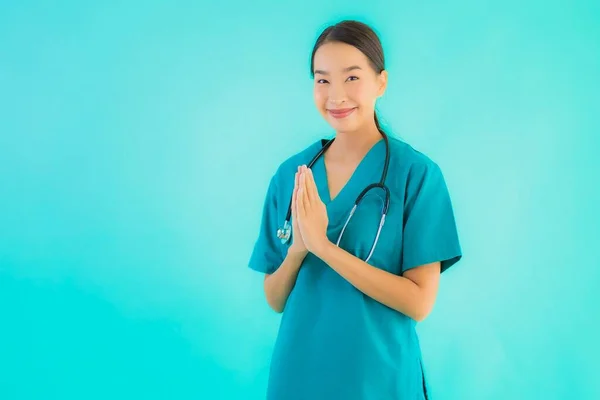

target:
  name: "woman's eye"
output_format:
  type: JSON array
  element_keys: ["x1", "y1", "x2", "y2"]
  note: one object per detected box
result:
[{"x1": 315, "y1": 77, "x2": 357, "y2": 84}]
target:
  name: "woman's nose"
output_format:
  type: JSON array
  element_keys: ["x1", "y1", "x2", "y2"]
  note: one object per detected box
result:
[
  {"x1": 328, "y1": 98, "x2": 346, "y2": 106},
  {"x1": 327, "y1": 84, "x2": 347, "y2": 105}
]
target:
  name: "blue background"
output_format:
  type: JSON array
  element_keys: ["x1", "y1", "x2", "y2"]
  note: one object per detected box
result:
[{"x1": 1, "y1": 1, "x2": 598, "y2": 399}]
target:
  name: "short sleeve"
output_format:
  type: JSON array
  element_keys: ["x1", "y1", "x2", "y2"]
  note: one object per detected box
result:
[
  {"x1": 248, "y1": 174, "x2": 285, "y2": 274},
  {"x1": 401, "y1": 162, "x2": 462, "y2": 274}
]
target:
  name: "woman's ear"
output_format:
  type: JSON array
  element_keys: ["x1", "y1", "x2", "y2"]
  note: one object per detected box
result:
[{"x1": 377, "y1": 70, "x2": 388, "y2": 97}]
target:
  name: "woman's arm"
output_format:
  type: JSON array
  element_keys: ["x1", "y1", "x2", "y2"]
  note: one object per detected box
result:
[
  {"x1": 263, "y1": 250, "x2": 307, "y2": 313},
  {"x1": 296, "y1": 165, "x2": 442, "y2": 321},
  {"x1": 313, "y1": 242, "x2": 441, "y2": 321}
]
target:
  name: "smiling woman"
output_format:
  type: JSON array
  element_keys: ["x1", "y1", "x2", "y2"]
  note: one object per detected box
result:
[
  {"x1": 248, "y1": 20, "x2": 462, "y2": 400},
  {"x1": 311, "y1": 24, "x2": 387, "y2": 137}
]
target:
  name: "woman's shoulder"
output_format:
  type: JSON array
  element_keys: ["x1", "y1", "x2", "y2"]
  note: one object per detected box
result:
[
  {"x1": 386, "y1": 135, "x2": 447, "y2": 189},
  {"x1": 388, "y1": 135, "x2": 439, "y2": 167}
]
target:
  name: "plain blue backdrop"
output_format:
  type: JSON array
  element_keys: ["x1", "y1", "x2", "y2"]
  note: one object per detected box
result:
[{"x1": 1, "y1": 1, "x2": 599, "y2": 399}]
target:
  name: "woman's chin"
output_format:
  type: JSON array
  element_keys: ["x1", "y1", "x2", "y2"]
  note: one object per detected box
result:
[{"x1": 327, "y1": 114, "x2": 361, "y2": 131}]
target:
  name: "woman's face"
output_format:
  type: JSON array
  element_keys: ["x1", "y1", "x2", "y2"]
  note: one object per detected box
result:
[{"x1": 312, "y1": 41, "x2": 387, "y2": 134}]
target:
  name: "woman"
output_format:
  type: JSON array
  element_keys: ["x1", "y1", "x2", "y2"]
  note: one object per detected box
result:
[{"x1": 248, "y1": 20, "x2": 462, "y2": 400}]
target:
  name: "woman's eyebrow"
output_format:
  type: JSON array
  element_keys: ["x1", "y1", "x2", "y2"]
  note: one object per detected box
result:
[{"x1": 314, "y1": 65, "x2": 363, "y2": 75}]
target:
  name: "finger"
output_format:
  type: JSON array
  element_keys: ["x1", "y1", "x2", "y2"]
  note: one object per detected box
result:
[
  {"x1": 291, "y1": 171, "x2": 298, "y2": 217},
  {"x1": 301, "y1": 168, "x2": 310, "y2": 209},
  {"x1": 306, "y1": 167, "x2": 318, "y2": 204},
  {"x1": 294, "y1": 168, "x2": 299, "y2": 195},
  {"x1": 297, "y1": 173, "x2": 306, "y2": 217}
]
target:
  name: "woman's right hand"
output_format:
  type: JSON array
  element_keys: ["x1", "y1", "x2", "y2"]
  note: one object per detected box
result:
[{"x1": 288, "y1": 166, "x2": 308, "y2": 256}]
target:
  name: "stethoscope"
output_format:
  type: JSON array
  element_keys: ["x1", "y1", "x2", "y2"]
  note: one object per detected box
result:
[{"x1": 276, "y1": 131, "x2": 391, "y2": 263}]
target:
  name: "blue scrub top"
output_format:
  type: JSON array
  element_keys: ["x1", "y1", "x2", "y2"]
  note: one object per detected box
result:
[{"x1": 248, "y1": 135, "x2": 462, "y2": 400}]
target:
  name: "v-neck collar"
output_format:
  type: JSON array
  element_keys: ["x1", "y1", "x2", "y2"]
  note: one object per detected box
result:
[{"x1": 315, "y1": 138, "x2": 385, "y2": 210}]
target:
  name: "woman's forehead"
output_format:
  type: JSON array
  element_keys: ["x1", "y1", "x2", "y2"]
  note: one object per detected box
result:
[{"x1": 313, "y1": 42, "x2": 370, "y2": 71}]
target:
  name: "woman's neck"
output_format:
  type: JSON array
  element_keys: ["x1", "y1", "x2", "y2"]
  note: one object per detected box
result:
[{"x1": 328, "y1": 124, "x2": 383, "y2": 163}]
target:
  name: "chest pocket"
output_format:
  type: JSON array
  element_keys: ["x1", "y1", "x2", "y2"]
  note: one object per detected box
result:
[{"x1": 334, "y1": 190, "x2": 403, "y2": 275}]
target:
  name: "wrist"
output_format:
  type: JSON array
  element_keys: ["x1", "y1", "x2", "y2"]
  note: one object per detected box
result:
[
  {"x1": 310, "y1": 238, "x2": 334, "y2": 259},
  {"x1": 287, "y1": 248, "x2": 308, "y2": 262}
]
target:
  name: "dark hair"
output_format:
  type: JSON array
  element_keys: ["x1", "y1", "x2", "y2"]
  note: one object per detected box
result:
[{"x1": 310, "y1": 20, "x2": 386, "y2": 133}]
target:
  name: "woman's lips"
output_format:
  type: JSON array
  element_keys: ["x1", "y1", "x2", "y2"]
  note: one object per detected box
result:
[{"x1": 328, "y1": 107, "x2": 356, "y2": 119}]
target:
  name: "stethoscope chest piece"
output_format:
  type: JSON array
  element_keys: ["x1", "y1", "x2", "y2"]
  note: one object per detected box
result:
[{"x1": 277, "y1": 220, "x2": 291, "y2": 244}]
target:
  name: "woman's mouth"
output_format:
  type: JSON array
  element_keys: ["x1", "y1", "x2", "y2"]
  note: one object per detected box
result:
[{"x1": 328, "y1": 107, "x2": 356, "y2": 119}]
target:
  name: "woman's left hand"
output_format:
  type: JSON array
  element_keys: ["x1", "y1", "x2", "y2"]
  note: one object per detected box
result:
[{"x1": 296, "y1": 165, "x2": 330, "y2": 256}]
